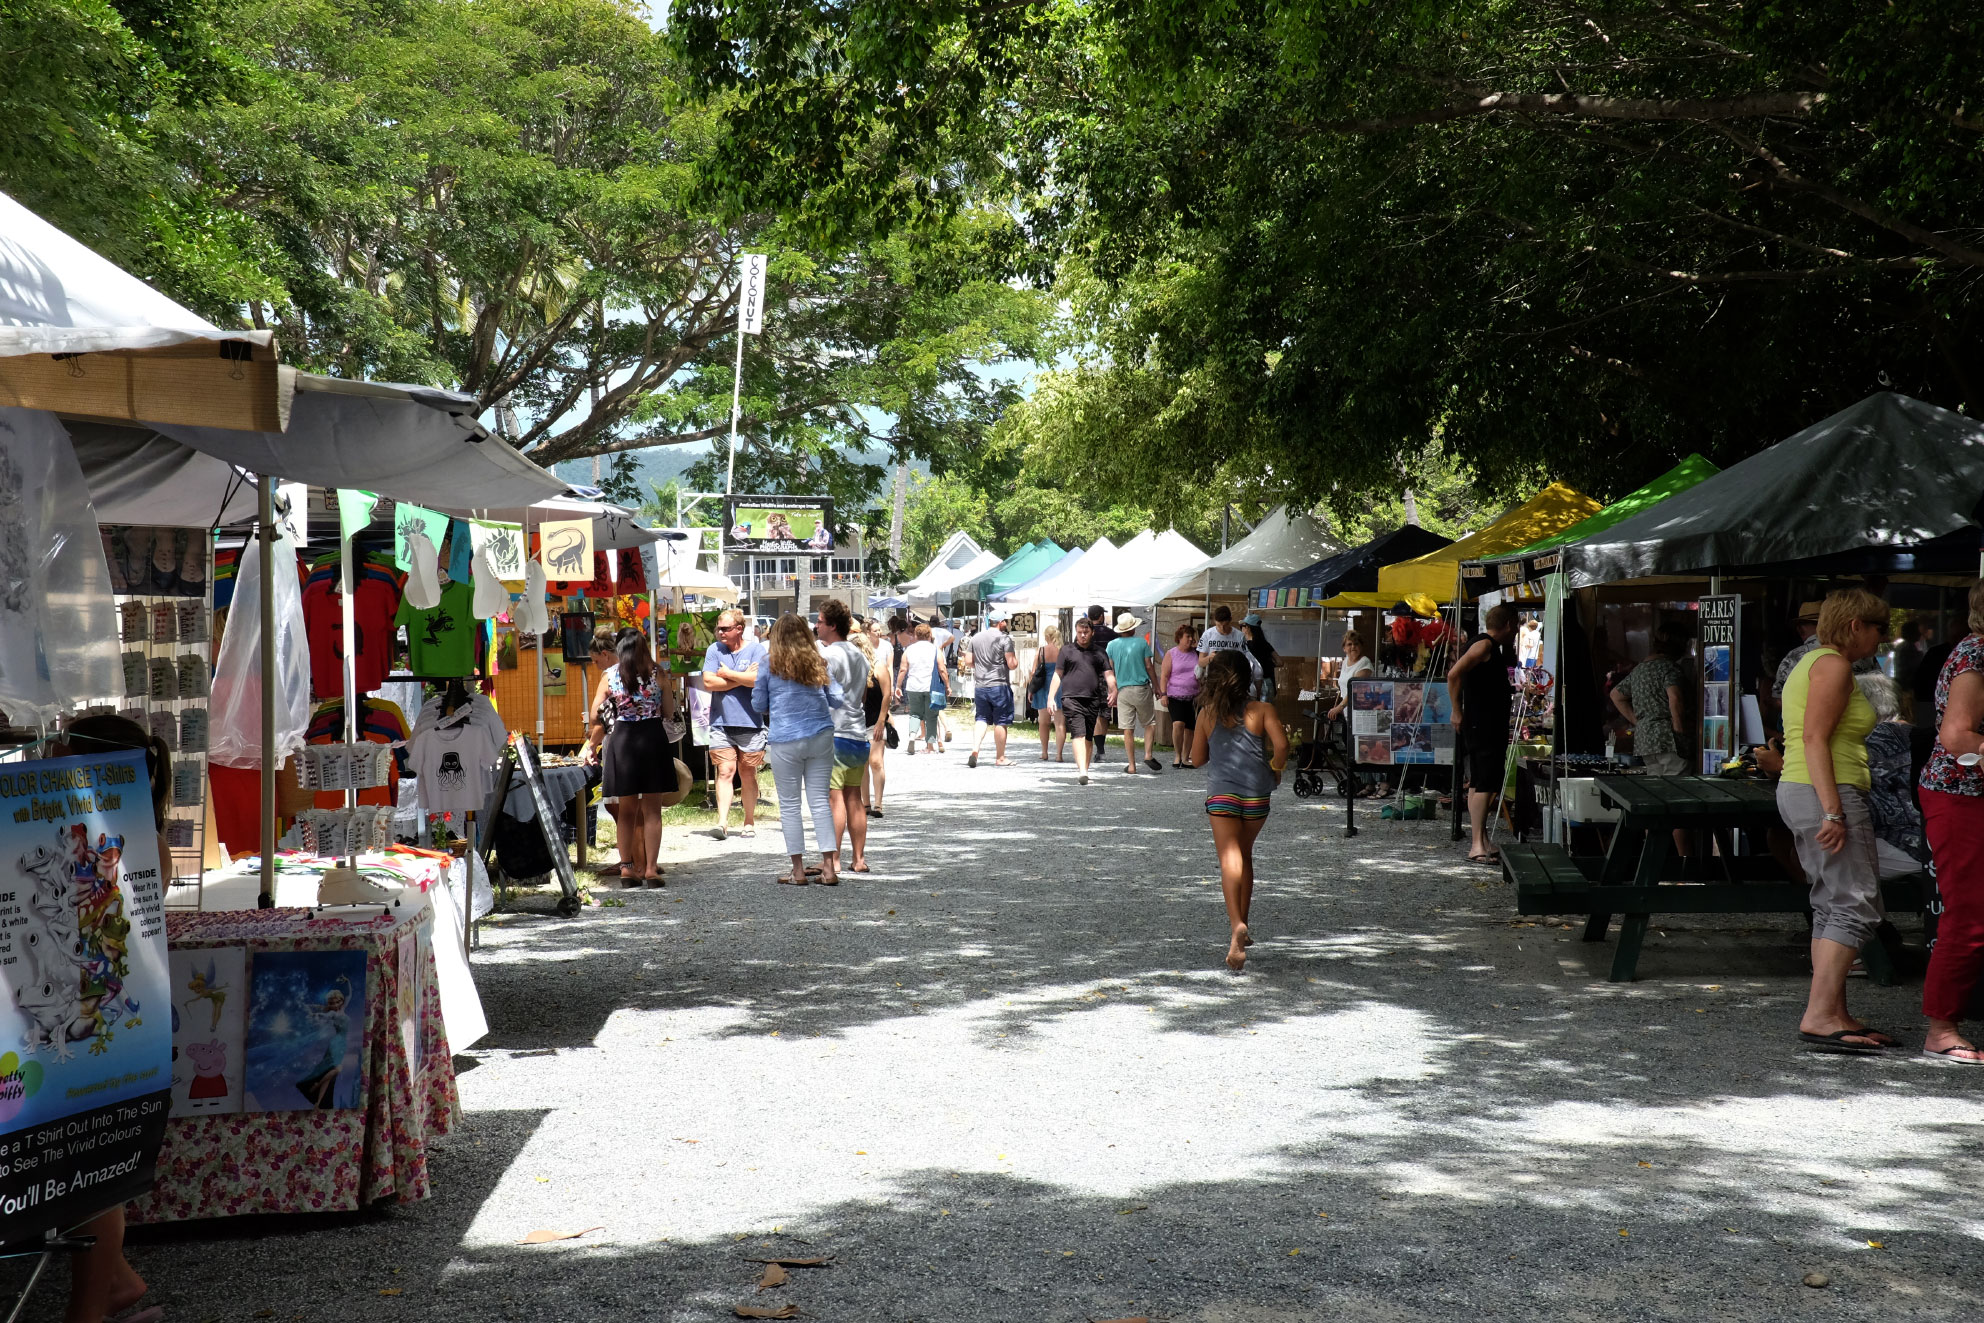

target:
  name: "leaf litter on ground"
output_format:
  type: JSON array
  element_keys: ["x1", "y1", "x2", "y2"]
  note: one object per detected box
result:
[{"x1": 518, "y1": 1226, "x2": 603, "y2": 1245}]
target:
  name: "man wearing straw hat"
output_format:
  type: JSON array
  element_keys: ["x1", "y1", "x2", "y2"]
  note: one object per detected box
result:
[
  {"x1": 1107, "y1": 612, "x2": 1163, "y2": 774},
  {"x1": 1774, "y1": 599, "x2": 1880, "y2": 702}
]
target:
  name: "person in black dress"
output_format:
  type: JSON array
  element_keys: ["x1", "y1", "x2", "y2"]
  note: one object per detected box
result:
[{"x1": 1447, "y1": 603, "x2": 1519, "y2": 864}]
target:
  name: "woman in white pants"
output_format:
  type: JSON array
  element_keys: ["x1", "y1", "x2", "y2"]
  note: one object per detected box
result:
[{"x1": 752, "y1": 613, "x2": 845, "y2": 885}]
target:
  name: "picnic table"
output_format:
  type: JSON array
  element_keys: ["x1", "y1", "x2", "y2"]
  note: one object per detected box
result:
[{"x1": 1504, "y1": 774, "x2": 1930, "y2": 982}]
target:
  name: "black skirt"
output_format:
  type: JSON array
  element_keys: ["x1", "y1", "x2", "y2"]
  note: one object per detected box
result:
[{"x1": 602, "y1": 717, "x2": 679, "y2": 798}]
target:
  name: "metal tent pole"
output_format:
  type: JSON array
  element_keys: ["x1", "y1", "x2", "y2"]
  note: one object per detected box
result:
[{"x1": 257, "y1": 475, "x2": 277, "y2": 908}]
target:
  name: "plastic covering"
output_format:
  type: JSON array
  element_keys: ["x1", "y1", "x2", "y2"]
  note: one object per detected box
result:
[
  {"x1": 517, "y1": 562, "x2": 550, "y2": 635},
  {"x1": 209, "y1": 529, "x2": 311, "y2": 769},
  {"x1": 471, "y1": 545, "x2": 507, "y2": 618},
  {"x1": 0, "y1": 409, "x2": 122, "y2": 720},
  {"x1": 403, "y1": 531, "x2": 440, "y2": 610}
]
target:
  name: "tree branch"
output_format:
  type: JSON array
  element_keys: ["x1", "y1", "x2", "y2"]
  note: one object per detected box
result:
[
  {"x1": 1707, "y1": 124, "x2": 1984, "y2": 270},
  {"x1": 1317, "y1": 89, "x2": 1822, "y2": 134}
]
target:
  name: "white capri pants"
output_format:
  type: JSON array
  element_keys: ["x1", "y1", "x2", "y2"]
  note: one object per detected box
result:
[{"x1": 767, "y1": 730, "x2": 836, "y2": 856}]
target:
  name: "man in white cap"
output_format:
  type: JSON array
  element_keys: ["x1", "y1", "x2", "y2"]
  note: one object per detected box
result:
[
  {"x1": 1105, "y1": 612, "x2": 1162, "y2": 773},
  {"x1": 966, "y1": 608, "x2": 1020, "y2": 768}
]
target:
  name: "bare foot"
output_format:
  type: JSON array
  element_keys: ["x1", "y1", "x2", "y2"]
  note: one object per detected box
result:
[
  {"x1": 850, "y1": 859, "x2": 871, "y2": 873},
  {"x1": 1226, "y1": 925, "x2": 1249, "y2": 971}
]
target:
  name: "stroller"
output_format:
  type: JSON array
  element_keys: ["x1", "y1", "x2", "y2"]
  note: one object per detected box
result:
[{"x1": 1292, "y1": 682, "x2": 1356, "y2": 799}]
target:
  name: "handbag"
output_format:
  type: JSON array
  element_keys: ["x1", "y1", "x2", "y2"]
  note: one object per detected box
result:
[{"x1": 884, "y1": 719, "x2": 900, "y2": 749}]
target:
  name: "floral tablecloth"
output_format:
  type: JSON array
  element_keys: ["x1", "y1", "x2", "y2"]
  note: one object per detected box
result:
[{"x1": 127, "y1": 899, "x2": 459, "y2": 1222}]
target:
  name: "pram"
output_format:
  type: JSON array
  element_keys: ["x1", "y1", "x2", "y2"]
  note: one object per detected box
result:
[{"x1": 1292, "y1": 683, "x2": 1357, "y2": 799}]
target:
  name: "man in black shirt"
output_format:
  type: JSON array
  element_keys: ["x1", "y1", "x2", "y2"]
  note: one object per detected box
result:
[
  {"x1": 1050, "y1": 615, "x2": 1117, "y2": 785},
  {"x1": 1084, "y1": 605, "x2": 1117, "y2": 760}
]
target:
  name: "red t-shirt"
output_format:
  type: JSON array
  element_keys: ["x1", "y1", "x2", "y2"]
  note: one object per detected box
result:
[{"x1": 302, "y1": 574, "x2": 401, "y2": 697}]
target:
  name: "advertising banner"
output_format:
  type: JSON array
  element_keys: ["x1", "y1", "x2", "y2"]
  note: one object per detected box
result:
[
  {"x1": 0, "y1": 751, "x2": 171, "y2": 1243},
  {"x1": 722, "y1": 496, "x2": 835, "y2": 554},
  {"x1": 1699, "y1": 593, "x2": 1740, "y2": 774}
]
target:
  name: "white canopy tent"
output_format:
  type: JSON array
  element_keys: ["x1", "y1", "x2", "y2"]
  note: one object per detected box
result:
[
  {"x1": 992, "y1": 543, "x2": 1088, "y2": 603},
  {"x1": 0, "y1": 190, "x2": 270, "y2": 357},
  {"x1": 1002, "y1": 537, "x2": 1119, "y2": 609},
  {"x1": 1089, "y1": 530, "x2": 1211, "y2": 607},
  {"x1": 1021, "y1": 532, "x2": 1156, "y2": 610},
  {"x1": 1132, "y1": 506, "x2": 1343, "y2": 603},
  {"x1": 907, "y1": 548, "x2": 1002, "y2": 608},
  {"x1": 900, "y1": 530, "x2": 989, "y2": 596}
]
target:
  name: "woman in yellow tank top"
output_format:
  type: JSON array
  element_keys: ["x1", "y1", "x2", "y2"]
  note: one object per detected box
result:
[{"x1": 1778, "y1": 588, "x2": 1894, "y2": 1054}]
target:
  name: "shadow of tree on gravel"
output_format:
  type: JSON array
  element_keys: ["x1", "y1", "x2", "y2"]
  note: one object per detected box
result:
[{"x1": 24, "y1": 765, "x2": 1982, "y2": 1323}]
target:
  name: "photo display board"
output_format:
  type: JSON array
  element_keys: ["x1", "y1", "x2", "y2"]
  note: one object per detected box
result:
[
  {"x1": 722, "y1": 495, "x2": 835, "y2": 553},
  {"x1": 1698, "y1": 593, "x2": 1739, "y2": 775},
  {"x1": 1347, "y1": 679, "x2": 1456, "y2": 766}
]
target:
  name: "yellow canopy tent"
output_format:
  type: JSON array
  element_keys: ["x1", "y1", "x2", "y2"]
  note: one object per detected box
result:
[
  {"x1": 1368, "y1": 482, "x2": 1602, "y2": 605},
  {"x1": 1316, "y1": 590, "x2": 1442, "y2": 616}
]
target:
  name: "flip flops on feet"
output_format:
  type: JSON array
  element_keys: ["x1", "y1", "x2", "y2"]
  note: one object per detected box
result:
[
  {"x1": 1922, "y1": 1043, "x2": 1984, "y2": 1065},
  {"x1": 1800, "y1": 1028, "x2": 1896, "y2": 1055}
]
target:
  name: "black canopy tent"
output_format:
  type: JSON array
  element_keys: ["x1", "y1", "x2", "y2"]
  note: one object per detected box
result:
[
  {"x1": 1253, "y1": 524, "x2": 1455, "y2": 598},
  {"x1": 1556, "y1": 393, "x2": 1984, "y2": 588}
]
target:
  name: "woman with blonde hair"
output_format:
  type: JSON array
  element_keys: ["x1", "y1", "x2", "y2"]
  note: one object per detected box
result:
[
  {"x1": 754, "y1": 612, "x2": 844, "y2": 885},
  {"x1": 1779, "y1": 588, "x2": 1896, "y2": 1053},
  {"x1": 1191, "y1": 650, "x2": 1289, "y2": 972},
  {"x1": 1030, "y1": 623, "x2": 1067, "y2": 762}
]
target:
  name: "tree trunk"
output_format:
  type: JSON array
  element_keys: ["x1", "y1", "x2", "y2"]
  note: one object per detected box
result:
[{"x1": 889, "y1": 462, "x2": 908, "y2": 576}]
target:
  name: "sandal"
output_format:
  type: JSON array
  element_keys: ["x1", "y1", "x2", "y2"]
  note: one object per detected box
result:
[
  {"x1": 1799, "y1": 1028, "x2": 1892, "y2": 1055},
  {"x1": 868, "y1": 807, "x2": 883, "y2": 819},
  {"x1": 1467, "y1": 851, "x2": 1501, "y2": 866},
  {"x1": 774, "y1": 873, "x2": 810, "y2": 885},
  {"x1": 643, "y1": 875, "x2": 666, "y2": 889},
  {"x1": 1922, "y1": 1043, "x2": 1984, "y2": 1065}
]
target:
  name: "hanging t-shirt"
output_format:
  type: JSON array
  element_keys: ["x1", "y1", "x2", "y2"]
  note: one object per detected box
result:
[
  {"x1": 406, "y1": 714, "x2": 504, "y2": 815},
  {"x1": 301, "y1": 568, "x2": 402, "y2": 697},
  {"x1": 396, "y1": 580, "x2": 478, "y2": 677},
  {"x1": 305, "y1": 697, "x2": 412, "y2": 809}
]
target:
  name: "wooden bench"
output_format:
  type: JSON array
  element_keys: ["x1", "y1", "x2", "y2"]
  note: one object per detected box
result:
[{"x1": 1505, "y1": 840, "x2": 1930, "y2": 982}]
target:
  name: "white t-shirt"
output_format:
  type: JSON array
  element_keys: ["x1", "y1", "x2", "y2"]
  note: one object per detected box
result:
[
  {"x1": 1197, "y1": 625, "x2": 1263, "y2": 687},
  {"x1": 1342, "y1": 655, "x2": 1375, "y2": 681},
  {"x1": 899, "y1": 640, "x2": 939, "y2": 693},
  {"x1": 820, "y1": 640, "x2": 870, "y2": 740},
  {"x1": 407, "y1": 718, "x2": 503, "y2": 814}
]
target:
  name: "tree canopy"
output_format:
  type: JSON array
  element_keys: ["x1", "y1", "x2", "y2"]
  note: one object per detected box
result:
[
  {"x1": 678, "y1": 0, "x2": 1984, "y2": 508},
  {"x1": 1, "y1": 0, "x2": 1051, "y2": 489}
]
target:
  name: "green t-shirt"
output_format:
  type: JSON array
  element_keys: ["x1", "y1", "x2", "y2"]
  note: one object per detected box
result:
[
  {"x1": 1106, "y1": 636, "x2": 1151, "y2": 688},
  {"x1": 395, "y1": 580, "x2": 478, "y2": 677}
]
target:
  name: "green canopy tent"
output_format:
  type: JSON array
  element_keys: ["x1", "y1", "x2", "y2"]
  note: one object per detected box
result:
[
  {"x1": 965, "y1": 539, "x2": 1066, "y2": 606},
  {"x1": 1466, "y1": 454, "x2": 1720, "y2": 591}
]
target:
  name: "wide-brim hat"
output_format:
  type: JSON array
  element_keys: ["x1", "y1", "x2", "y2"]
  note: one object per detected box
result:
[
  {"x1": 1113, "y1": 613, "x2": 1142, "y2": 633},
  {"x1": 1796, "y1": 599, "x2": 1823, "y2": 623},
  {"x1": 657, "y1": 758, "x2": 695, "y2": 808}
]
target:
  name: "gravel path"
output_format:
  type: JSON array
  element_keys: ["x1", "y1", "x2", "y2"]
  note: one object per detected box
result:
[{"x1": 33, "y1": 743, "x2": 1984, "y2": 1321}]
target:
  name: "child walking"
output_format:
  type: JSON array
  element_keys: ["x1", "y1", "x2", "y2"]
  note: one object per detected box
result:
[{"x1": 1191, "y1": 651, "x2": 1289, "y2": 971}]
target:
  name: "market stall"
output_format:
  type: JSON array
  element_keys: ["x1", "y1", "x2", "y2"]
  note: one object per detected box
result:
[{"x1": 0, "y1": 190, "x2": 559, "y2": 1253}]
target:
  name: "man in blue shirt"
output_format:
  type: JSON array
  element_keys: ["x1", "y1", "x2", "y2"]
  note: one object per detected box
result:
[
  {"x1": 1105, "y1": 613, "x2": 1162, "y2": 775},
  {"x1": 701, "y1": 608, "x2": 769, "y2": 839}
]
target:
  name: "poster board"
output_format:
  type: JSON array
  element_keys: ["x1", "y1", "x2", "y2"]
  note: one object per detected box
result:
[
  {"x1": 722, "y1": 495, "x2": 835, "y2": 553},
  {"x1": 1347, "y1": 679, "x2": 1456, "y2": 765},
  {"x1": 0, "y1": 751, "x2": 171, "y2": 1245},
  {"x1": 1699, "y1": 593, "x2": 1739, "y2": 774}
]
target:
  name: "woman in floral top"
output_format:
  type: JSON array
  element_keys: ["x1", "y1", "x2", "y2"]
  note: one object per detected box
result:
[{"x1": 1919, "y1": 581, "x2": 1984, "y2": 1064}]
